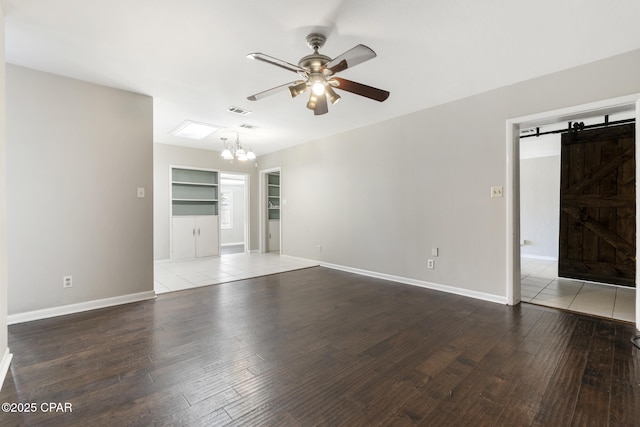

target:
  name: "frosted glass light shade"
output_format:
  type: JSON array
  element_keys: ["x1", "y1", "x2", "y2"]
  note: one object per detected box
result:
[{"x1": 221, "y1": 149, "x2": 233, "y2": 160}]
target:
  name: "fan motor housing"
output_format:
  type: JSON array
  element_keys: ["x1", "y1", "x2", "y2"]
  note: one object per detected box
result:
[{"x1": 298, "y1": 53, "x2": 331, "y2": 72}]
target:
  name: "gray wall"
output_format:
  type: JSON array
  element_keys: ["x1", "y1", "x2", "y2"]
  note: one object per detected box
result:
[
  {"x1": 258, "y1": 48, "x2": 640, "y2": 300},
  {"x1": 0, "y1": 3, "x2": 9, "y2": 375},
  {"x1": 520, "y1": 154, "x2": 560, "y2": 259},
  {"x1": 153, "y1": 143, "x2": 257, "y2": 260},
  {"x1": 6, "y1": 65, "x2": 154, "y2": 315}
]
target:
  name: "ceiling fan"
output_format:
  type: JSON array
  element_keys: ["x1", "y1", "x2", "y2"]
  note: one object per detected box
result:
[{"x1": 246, "y1": 33, "x2": 390, "y2": 115}]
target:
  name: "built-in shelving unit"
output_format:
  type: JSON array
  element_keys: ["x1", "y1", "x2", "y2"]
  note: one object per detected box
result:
[
  {"x1": 267, "y1": 172, "x2": 280, "y2": 220},
  {"x1": 171, "y1": 168, "x2": 219, "y2": 216},
  {"x1": 171, "y1": 167, "x2": 220, "y2": 259}
]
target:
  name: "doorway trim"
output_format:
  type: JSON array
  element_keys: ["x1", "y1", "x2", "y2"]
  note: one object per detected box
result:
[
  {"x1": 506, "y1": 93, "x2": 640, "y2": 330},
  {"x1": 259, "y1": 166, "x2": 282, "y2": 254}
]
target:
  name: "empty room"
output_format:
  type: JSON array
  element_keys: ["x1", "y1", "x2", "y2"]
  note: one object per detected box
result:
[{"x1": 1, "y1": 1, "x2": 640, "y2": 425}]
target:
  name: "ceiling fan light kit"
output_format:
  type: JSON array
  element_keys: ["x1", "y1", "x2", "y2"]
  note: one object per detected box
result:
[
  {"x1": 247, "y1": 33, "x2": 389, "y2": 115},
  {"x1": 288, "y1": 81, "x2": 307, "y2": 98},
  {"x1": 325, "y1": 86, "x2": 341, "y2": 105}
]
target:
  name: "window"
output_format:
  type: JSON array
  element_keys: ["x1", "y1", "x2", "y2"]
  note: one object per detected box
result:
[{"x1": 220, "y1": 189, "x2": 232, "y2": 229}]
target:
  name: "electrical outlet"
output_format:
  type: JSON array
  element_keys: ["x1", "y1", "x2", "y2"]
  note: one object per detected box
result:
[
  {"x1": 491, "y1": 186, "x2": 503, "y2": 198},
  {"x1": 63, "y1": 275, "x2": 73, "y2": 288},
  {"x1": 427, "y1": 259, "x2": 435, "y2": 269}
]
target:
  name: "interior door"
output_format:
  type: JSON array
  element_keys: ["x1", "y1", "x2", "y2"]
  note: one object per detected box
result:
[{"x1": 558, "y1": 123, "x2": 636, "y2": 287}]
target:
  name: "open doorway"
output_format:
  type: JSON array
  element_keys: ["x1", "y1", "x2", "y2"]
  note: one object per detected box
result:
[
  {"x1": 519, "y1": 112, "x2": 635, "y2": 321},
  {"x1": 219, "y1": 172, "x2": 249, "y2": 255},
  {"x1": 507, "y1": 94, "x2": 640, "y2": 329}
]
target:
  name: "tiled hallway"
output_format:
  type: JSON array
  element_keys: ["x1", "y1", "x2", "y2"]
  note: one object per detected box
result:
[
  {"x1": 154, "y1": 252, "x2": 319, "y2": 294},
  {"x1": 521, "y1": 257, "x2": 635, "y2": 323}
]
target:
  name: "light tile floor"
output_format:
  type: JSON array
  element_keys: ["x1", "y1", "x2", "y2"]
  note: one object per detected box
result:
[
  {"x1": 521, "y1": 257, "x2": 636, "y2": 323},
  {"x1": 154, "y1": 252, "x2": 319, "y2": 294}
]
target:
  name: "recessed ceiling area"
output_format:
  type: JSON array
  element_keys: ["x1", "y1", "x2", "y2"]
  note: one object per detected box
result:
[{"x1": 3, "y1": 0, "x2": 640, "y2": 155}]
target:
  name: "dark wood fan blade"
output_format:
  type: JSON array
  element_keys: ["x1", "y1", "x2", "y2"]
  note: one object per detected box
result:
[
  {"x1": 325, "y1": 44, "x2": 376, "y2": 74},
  {"x1": 331, "y1": 77, "x2": 390, "y2": 102},
  {"x1": 314, "y1": 94, "x2": 328, "y2": 115},
  {"x1": 247, "y1": 81, "x2": 304, "y2": 101},
  {"x1": 247, "y1": 53, "x2": 307, "y2": 75}
]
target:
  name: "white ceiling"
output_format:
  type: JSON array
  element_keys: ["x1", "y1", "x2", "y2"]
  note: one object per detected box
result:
[{"x1": 3, "y1": 0, "x2": 640, "y2": 156}]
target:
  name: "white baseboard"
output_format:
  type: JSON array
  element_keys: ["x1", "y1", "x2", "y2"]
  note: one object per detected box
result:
[
  {"x1": 320, "y1": 262, "x2": 507, "y2": 305},
  {"x1": 0, "y1": 348, "x2": 13, "y2": 391},
  {"x1": 279, "y1": 254, "x2": 320, "y2": 265},
  {"x1": 521, "y1": 254, "x2": 558, "y2": 261},
  {"x1": 7, "y1": 291, "x2": 157, "y2": 325},
  {"x1": 221, "y1": 242, "x2": 244, "y2": 247}
]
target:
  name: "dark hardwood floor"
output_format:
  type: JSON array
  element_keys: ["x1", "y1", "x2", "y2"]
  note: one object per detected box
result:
[{"x1": 1, "y1": 267, "x2": 639, "y2": 426}]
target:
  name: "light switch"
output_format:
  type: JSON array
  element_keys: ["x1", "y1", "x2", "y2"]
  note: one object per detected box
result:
[
  {"x1": 432, "y1": 248, "x2": 439, "y2": 257},
  {"x1": 137, "y1": 187, "x2": 145, "y2": 198},
  {"x1": 491, "y1": 186, "x2": 503, "y2": 198}
]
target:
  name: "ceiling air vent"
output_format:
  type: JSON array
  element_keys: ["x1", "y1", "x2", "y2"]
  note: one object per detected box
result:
[
  {"x1": 239, "y1": 123, "x2": 259, "y2": 130},
  {"x1": 226, "y1": 106, "x2": 252, "y2": 116}
]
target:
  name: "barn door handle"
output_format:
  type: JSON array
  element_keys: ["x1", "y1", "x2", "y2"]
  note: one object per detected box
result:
[{"x1": 192, "y1": 228, "x2": 196, "y2": 236}]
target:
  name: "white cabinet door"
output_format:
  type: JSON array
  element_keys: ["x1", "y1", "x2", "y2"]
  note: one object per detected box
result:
[
  {"x1": 172, "y1": 216, "x2": 220, "y2": 259},
  {"x1": 268, "y1": 219, "x2": 280, "y2": 252},
  {"x1": 172, "y1": 217, "x2": 196, "y2": 260},
  {"x1": 196, "y1": 216, "x2": 219, "y2": 257}
]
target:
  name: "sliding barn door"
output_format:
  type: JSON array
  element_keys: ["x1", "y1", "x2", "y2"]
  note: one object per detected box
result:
[{"x1": 558, "y1": 123, "x2": 636, "y2": 287}]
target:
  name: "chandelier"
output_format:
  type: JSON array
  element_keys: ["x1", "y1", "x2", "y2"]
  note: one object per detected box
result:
[{"x1": 220, "y1": 133, "x2": 256, "y2": 161}]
